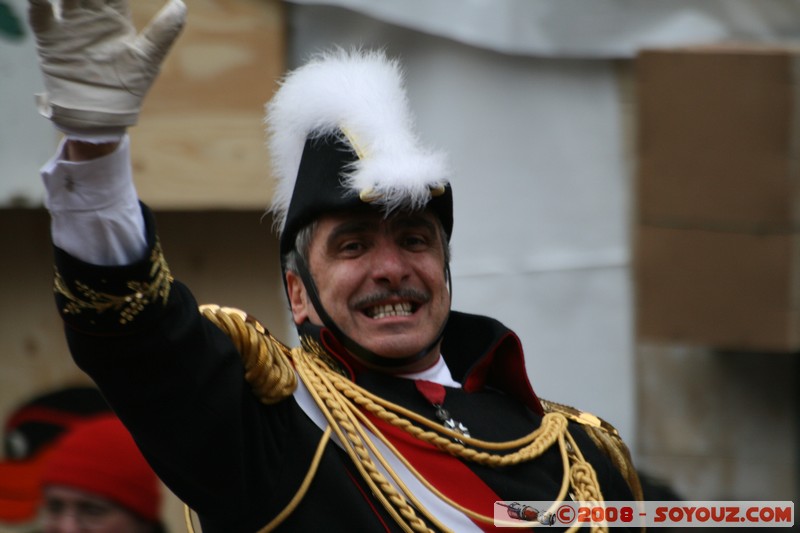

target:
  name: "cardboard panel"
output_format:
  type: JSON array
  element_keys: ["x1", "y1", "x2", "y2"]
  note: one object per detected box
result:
[
  {"x1": 129, "y1": 0, "x2": 285, "y2": 209},
  {"x1": 635, "y1": 225, "x2": 800, "y2": 351},
  {"x1": 636, "y1": 47, "x2": 800, "y2": 230}
]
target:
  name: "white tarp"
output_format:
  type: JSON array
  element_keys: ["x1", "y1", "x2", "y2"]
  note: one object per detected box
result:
[
  {"x1": 0, "y1": 0, "x2": 58, "y2": 207},
  {"x1": 286, "y1": 0, "x2": 800, "y2": 58}
]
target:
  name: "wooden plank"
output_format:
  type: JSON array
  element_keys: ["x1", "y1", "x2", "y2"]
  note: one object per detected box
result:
[{"x1": 130, "y1": 0, "x2": 286, "y2": 209}]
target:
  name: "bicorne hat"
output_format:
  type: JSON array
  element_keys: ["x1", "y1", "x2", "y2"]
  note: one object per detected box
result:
[{"x1": 266, "y1": 49, "x2": 453, "y2": 257}]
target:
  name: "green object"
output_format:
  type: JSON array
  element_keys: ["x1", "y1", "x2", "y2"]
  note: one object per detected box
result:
[{"x1": 0, "y1": 1, "x2": 25, "y2": 41}]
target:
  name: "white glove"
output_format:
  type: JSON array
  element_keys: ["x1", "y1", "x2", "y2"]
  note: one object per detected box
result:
[{"x1": 28, "y1": 0, "x2": 186, "y2": 134}]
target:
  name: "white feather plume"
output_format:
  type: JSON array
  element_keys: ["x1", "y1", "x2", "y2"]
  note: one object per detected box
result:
[{"x1": 265, "y1": 48, "x2": 451, "y2": 234}]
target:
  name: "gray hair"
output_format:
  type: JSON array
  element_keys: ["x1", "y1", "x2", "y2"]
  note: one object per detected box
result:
[{"x1": 282, "y1": 221, "x2": 318, "y2": 274}]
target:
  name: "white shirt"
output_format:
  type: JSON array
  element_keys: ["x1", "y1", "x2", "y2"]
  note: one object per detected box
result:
[{"x1": 42, "y1": 135, "x2": 146, "y2": 266}]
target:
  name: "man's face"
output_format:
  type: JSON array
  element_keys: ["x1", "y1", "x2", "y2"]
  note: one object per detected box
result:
[{"x1": 287, "y1": 210, "x2": 450, "y2": 364}]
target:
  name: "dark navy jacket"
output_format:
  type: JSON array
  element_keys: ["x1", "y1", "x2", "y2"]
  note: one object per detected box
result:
[{"x1": 53, "y1": 206, "x2": 636, "y2": 532}]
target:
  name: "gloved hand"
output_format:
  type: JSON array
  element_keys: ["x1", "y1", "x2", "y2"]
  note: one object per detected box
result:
[{"x1": 28, "y1": 0, "x2": 186, "y2": 134}]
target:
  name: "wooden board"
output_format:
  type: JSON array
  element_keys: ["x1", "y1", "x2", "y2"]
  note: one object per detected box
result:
[{"x1": 130, "y1": 0, "x2": 286, "y2": 209}]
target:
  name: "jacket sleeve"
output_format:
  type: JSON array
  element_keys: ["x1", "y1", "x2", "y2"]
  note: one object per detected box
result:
[{"x1": 52, "y1": 203, "x2": 300, "y2": 526}]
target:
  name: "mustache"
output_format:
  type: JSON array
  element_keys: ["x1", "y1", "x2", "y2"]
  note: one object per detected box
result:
[{"x1": 353, "y1": 288, "x2": 431, "y2": 309}]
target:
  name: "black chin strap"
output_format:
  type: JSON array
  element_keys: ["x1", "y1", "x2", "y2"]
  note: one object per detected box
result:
[{"x1": 291, "y1": 256, "x2": 451, "y2": 370}]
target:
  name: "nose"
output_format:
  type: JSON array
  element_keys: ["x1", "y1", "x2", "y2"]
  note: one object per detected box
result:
[
  {"x1": 44, "y1": 513, "x2": 82, "y2": 533},
  {"x1": 369, "y1": 239, "x2": 410, "y2": 287}
]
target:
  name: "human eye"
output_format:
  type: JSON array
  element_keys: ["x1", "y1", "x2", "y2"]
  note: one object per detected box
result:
[
  {"x1": 337, "y1": 238, "x2": 367, "y2": 256},
  {"x1": 78, "y1": 501, "x2": 112, "y2": 517},
  {"x1": 393, "y1": 215, "x2": 439, "y2": 251},
  {"x1": 401, "y1": 233, "x2": 430, "y2": 250},
  {"x1": 44, "y1": 499, "x2": 65, "y2": 515},
  {"x1": 400, "y1": 225, "x2": 436, "y2": 250}
]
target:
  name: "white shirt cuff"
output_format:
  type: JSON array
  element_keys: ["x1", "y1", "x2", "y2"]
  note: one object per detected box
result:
[{"x1": 42, "y1": 135, "x2": 148, "y2": 266}]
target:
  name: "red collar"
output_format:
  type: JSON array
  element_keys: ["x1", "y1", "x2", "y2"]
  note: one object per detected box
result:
[{"x1": 300, "y1": 311, "x2": 544, "y2": 416}]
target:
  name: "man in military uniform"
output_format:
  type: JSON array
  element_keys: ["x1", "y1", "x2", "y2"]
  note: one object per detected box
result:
[{"x1": 28, "y1": 0, "x2": 642, "y2": 531}]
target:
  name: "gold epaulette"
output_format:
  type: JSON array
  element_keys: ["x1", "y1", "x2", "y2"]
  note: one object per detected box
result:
[
  {"x1": 540, "y1": 398, "x2": 644, "y2": 502},
  {"x1": 199, "y1": 304, "x2": 297, "y2": 404}
]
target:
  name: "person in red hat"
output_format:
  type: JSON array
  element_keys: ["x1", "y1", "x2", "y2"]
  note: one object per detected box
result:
[
  {"x1": 39, "y1": 415, "x2": 165, "y2": 533},
  {"x1": 0, "y1": 386, "x2": 111, "y2": 532}
]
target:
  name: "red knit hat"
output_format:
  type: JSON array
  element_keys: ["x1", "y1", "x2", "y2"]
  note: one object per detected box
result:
[
  {"x1": 40, "y1": 414, "x2": 161, "y2": 523},
  {"x1": 0, "y1": 386, "x2": 111, "y2": 524}
]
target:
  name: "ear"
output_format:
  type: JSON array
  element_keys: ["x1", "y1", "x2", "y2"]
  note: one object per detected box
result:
[{"x1": 285, "y1": 270, "x2": 310, "y2": 325}]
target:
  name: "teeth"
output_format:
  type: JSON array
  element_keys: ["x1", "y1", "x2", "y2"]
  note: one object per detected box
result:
[{"x1": 369, "y1": 302, "x2": 413, "y2": 319}]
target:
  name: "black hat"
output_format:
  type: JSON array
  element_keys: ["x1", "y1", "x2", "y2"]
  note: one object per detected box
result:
[{"x1": 266, "y1": 49, "x2": 453, "y2": 257}]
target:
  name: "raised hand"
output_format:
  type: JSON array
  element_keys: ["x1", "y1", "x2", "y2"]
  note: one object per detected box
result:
[{"x1": 28, "y1": 0, "x2": 186, "y2": 133}]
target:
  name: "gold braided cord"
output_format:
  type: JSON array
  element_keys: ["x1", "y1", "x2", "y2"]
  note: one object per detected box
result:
[
  {"x1": 292, "y1": 344, "x2": 609, "y2": 532},
  {"x1": 198, "y1": 305, "x2": 611, "y2": 532},
  {"x1": 184, "y1": 503, "x2": 196, "y2": 533},
  {"x1": 292, "y1": 346, "x2": 434, "y2": 533},
  {"x1": 183, "y1": 427, "x2": 332, "y2": 533},
  {"x1": 257, "y1": 426, "x2": 332, "y2": 533},
  {"x1": 540, "y1": 398, "x2": 644, "y2": 503},
  {"x1": 199, "y1": 304, "x2": 297, "y2": 404},
  {"x1": 327, "y1": 368, "x2": 566, "y2": 462},
  {"x1": 343, "y1": 389, "x2": 571, "y2": 528}
]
